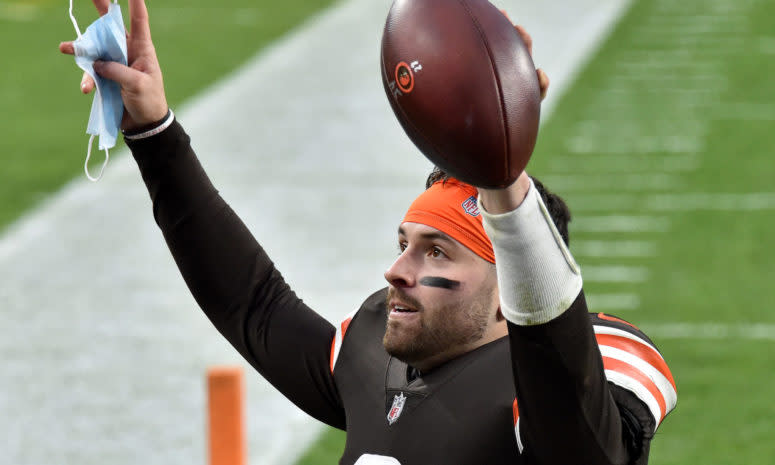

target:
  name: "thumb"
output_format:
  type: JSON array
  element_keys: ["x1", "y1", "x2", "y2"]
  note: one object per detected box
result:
[{"x1": 93, "y1": 60, "x2": 142, "y2": 87}]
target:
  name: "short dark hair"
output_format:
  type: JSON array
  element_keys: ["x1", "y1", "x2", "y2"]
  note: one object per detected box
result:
[{"x1": 424, "y1": 167, "x2": 571, "y2": 245}]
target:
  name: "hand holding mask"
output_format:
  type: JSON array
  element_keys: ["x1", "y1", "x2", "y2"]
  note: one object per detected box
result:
[{"x1": 60, "y1": 0, "x2": 169, "y2": 181}]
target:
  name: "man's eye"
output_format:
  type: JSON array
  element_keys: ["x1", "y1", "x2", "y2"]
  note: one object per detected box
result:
[
  {"x1": 398, "y1": 242, "x2": 407, "y2": 253},
  {"x1": 431, "y1": 247, "x2": 444, "y2": 258}
]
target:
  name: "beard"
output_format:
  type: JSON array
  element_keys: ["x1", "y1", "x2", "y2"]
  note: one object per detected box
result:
[{"x1": 382, "y1": 286, "x2": 491, "y2": 368}]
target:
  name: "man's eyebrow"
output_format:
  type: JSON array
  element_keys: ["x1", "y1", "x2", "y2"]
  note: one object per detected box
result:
[{"x1": 397, "y1": 226, "x2": 455, "y2": 244}]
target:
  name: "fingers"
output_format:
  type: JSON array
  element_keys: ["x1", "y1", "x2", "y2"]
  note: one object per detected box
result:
[
  {"x1": 93, "y1": 60, "x2": 143, "y2": 87},
  {"x1": 93, "y1": 0, "x2": 110, "y2": 15},
  {"x1": 514, "y1": 25, "x2": 533, "y2": 57},
  {"x1": 81, "y1": 72, "x2": 96, "y2": 94},
  {"x1": 59, "y1": 41, "x2": 75, "y2": 55},
  {"x1": 497, "y1": 10, "x2": 535, "y2": 62},
  {"x1": 504, "y1": 21, "x2": 544, "y2": 99},
  {"x1": 128, "y1": 0, "x2": 152, "y2": 41},
  {"x1": 60, "y1": 42, "x2": 97, "y2": 93},
  {"x1": 536, "y1": 68, "x2": 550, "y2": 101}
]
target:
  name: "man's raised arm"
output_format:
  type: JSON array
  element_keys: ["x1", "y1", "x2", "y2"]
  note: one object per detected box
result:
[{"x1": 58, "y1": 0, "x2": 346, "y2": 428}]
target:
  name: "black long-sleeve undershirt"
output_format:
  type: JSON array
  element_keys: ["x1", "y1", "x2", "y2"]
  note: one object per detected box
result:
[{"x1": 127, "y1": 120, "x2": 346, "y2": 428}]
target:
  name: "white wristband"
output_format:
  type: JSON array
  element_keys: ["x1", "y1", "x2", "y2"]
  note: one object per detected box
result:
[
  {"x1": 479, "y1": 179, "x2": 582, "y2": 326},
  {"x1": 123, "y1": 110, "x2": 175, "y2": 140}
]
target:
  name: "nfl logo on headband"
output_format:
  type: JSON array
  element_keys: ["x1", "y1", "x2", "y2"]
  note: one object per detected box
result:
[{"x1": 461, "y1": 196, "x2": 480, "y2": 217}]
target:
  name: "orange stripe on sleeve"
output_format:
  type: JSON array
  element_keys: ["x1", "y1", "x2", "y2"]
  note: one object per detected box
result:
[
  {"x1": 602, "y1": 356, "x2": 667, "y2": 422},
  {"x1": 341, "y1": 318, "x2": 352, "y2": 339},
  {"x1": 596, "y1": 333, "x2": 677, "y2": 392},
  {"x1": 329, "y1": 336, "x2": 337, "y2": 373},
  {"x1": 597, "y1": 312, "x2": 640, "y2": 330},
  {"x1": 330, "y1": 316, "x2": 354, "y2": 374},
  {"x1": 512, "y1": 397, "x2": 519, "y2": 426}
]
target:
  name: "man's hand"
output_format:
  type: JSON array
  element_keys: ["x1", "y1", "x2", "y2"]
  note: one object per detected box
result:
[
  {"x1": 500, "y1": 10, "x2": 549, "y2": 101},
  {"x1": 478, "y1": 23, "x2": 547, "y2": 213},
  {"x1": 514, "y1": 24, "x2": 550, "y2": 101},
  {"x1": 59, "y1": 0, "x2": 168, "y2": 131}
]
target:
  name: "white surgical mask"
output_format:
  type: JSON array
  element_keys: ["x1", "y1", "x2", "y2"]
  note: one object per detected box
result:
[{"x1": 69, "y1": 0, "x2": 127, "y2": 181}]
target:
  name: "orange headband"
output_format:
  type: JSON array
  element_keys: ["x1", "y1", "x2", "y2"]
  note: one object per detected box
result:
[{"x1": 402, "y1": 179, "x2": 495, "y2": 263}]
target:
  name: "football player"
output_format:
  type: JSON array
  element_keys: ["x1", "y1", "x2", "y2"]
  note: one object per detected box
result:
[{"x1": 60, "y1": 0, "x2": 675, "y2": 463}]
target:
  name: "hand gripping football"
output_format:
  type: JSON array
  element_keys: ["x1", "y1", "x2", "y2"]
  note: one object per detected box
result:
[{"x1": 381, "y1": 0, "x2": 541, "y2": 188}]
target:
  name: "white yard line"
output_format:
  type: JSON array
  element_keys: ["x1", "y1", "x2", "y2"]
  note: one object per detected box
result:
[
  {"x1": 573, "y1": 240, "x2": 658, "y2": 258},
  {"x1": 573, "y1": 215, "x2": 671, "y2": 233},
  {"x1": 541, "y1": 173, "x2": 678, "y2": 191},
  {"x1": 0, "y1": 1, "x2": 632, "y2": 464},
  {"x1": 644, "y1": 323, "x2": 775, "y2": 341},
  {"x1": 546, "y1": 154, "x2": 700, "y2": 173},
  {"x1": 0, "y1": 3, "x2": 39, "y2": 21},
  {"x1": 586, "y1": 293, "x2": 641, "y2": 311},
  {"x1": 583, "y1": 266, "x2": 650, "y2": 284},
  {"x1": 646, "y1": 193, "x2": 775, "y2": 211}
]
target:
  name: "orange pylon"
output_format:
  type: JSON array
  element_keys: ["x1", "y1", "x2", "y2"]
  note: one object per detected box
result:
[{"x1": 207, "y1": 366, "x2": 246, "y2": 465}]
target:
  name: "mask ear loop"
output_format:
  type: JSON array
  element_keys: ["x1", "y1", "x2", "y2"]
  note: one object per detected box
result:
[
  {"x1": 72, "y1": 0, "x2": 119, "y2": 182},
  {"x1": 85, "y1": 135, "x2": 110, "y2": 182},
  {"x1": 69, "y1": 0, "x2": 82, "y2": 38}
]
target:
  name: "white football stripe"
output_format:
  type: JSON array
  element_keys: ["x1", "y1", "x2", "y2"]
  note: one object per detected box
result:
[
  {"x1": 604, "y1": 370, "x2": 663, "y2": 427},
  {"x1": 593, "y1": 325, "x2": 666, "y2": 363},
  {"x1": 331, "y1": 308, "x2": 359, "y2": 371},
  {"x1": 331, "y1": 329, "x2": 343, "y2": 372},
  {"x1": 599, "y1": 345, "x2": 678, "y2": 413},
  {"x1": 515, "y1": 417, "x2": 524, "y2": 454}
]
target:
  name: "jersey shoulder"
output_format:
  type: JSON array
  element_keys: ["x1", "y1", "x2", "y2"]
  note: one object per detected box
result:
[
  {"x1": 589, "y1": 312, "x2": 677, "y2": 435},
  {"x1": 330, "y1": 288, "x2": 388, "y2": 373}
]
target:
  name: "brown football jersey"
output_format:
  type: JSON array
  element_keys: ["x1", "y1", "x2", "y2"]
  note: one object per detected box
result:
[{"x1": 331, "y1": 289, "x2": 675, "y2": 465}]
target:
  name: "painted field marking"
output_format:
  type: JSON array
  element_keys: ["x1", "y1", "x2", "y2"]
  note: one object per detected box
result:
[
  {"x1": 760, "y1": 36, "x2": 775, "y2": 54},
  {"x1": 643, "y1": 323, "x2": 775, "y2": 341},
  {"x1": 573, "y1": 216, "x2": 670, "y2": 233},
  {"x1": 606, "y1": 86, "x2": 716, "y2": 96},
  {"x1": 0, "y1": 2, "x2": 38, "y2": 21},
  {"x1": 547, "y1": 155, "x2": 699, "y2": 174},
  {"x1": 613, "y1": 73, "x2": 728, "y2": 88},
  {"x1": 713, "y1": 103, "x2": 775, "y2": 121},
  {"x1": 631, "y1": 22, "x2": 745, "y2": 35},
  {"x1": 646, "y1": 193, "x2": 775, "y2": 211},
  {"x1": 646, "y1": 14, "x2": 747, "y2": 25},
  {"x1": 573, "y1": 240, "x2": 657, "y2": 258},
  {"x1": 568, "y1": 192, "x2": 775, "y2": 213},
  {"x1": 614, "y1": 60, "x2": 719, "y2": 72},
  {"x1": 566, "y1": 132, "x2": 704, "y2": 154},
  {"x1": 586, "y1": 293, "x2": 641, "y2": 311},
  {"x1": 568, "y1": 195, "x2": 639, "y2": 212},
  {"x1": 541, "y1": 173, "x2": 678, "y2": 191},
  {"x1": 582, "y1": 266, "x2": 650, "y2": 283}
]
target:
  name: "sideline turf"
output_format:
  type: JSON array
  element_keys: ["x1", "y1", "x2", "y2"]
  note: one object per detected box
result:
[
  {"x1": 527, "y1": 0, "x2": 775, "y2": 462},
  {"x1": 0, "y1": 0, "x2": 336, "y2": 231},
  {"x1": 296, "y1": 0, "x2": 775, "y2": 462}
]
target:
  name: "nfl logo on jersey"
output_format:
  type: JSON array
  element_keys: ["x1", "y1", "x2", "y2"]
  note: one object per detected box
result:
[
  {"x1": 461, "y1": 196, "x2": 480, "y2": 217},
  {"x1": 387, "y1": 393, "x2": 407, "y2": 425}
]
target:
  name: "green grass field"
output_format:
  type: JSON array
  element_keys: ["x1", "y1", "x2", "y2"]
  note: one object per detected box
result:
[{"x1": 2, "y1": 0, "x2": 773, "y2": 463}]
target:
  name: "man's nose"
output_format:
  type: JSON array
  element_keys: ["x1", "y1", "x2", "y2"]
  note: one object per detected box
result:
[{"x1": 384, "y1": 252, "x2": 416, "y2": 288}]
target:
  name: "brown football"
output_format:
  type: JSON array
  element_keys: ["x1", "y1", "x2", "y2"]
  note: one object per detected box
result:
[{"x1": 381, "y1": 0, "x2": 541, "y2": 188}]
